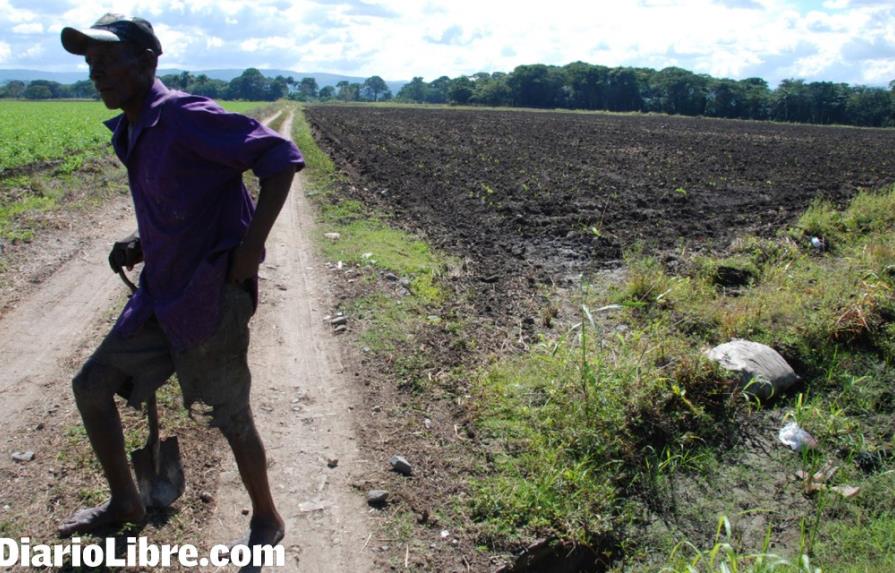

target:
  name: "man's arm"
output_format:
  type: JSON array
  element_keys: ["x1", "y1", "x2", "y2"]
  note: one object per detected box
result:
[{"x1": 227, "y1": 167, "x2": 296, "y2": 284}]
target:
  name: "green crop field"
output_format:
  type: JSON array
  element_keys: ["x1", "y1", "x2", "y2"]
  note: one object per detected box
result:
[
  {"x1": 0, "y1": 99, "x2": 273, "y2": 242},
  {"x1": 0, "y1": 99, "x2": 272, "y2": 175},
  {"x1": 0, "y1": 101, "x2": 116, "y2": 174},
  {"x1": 219, "y1": 101, "x2": 271, "y2": 115}
]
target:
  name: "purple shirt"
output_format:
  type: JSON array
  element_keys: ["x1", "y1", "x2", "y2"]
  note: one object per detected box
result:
[{"x1": 105, "y1": 79, "x2": 304, "y2": 350}]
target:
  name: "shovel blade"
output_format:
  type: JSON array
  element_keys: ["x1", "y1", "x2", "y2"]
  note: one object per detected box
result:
[{"x1": 131, "y1": 436, "x2": 185, "y2": 509}]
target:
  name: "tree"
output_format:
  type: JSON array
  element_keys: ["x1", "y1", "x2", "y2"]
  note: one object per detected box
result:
[
  {"x1": 190, "y1": 74, "x2": 227, "y2": 98},
  {"x1": 178, "y1": 71, "x2": 192, "y2": 89},
  {"x1": 25, "y1": 80, "x2": 65, "y2": 98},
  {"x1": 227, "y1": 68, "x2": 269, "y2": 100},
  {"x1": 335, "y1": 80, "x2": 350, "y2": 101},
  {"x1": 470, "y1": 73, "x2": 511, "y2": 106},
  {"x1": 397, "y1": 77, "x2": 426, "y2": 102},
  {"x1": 803, "y1": 81, "x2": 848, "y2": 124},
  {"x1": 335, "y1": 81, "x2": 359, "y2": 102},
  {"x1": 2, "y1": 80, "x2": 26, "y2": 98},
  {"x1": 506, "y1": 64, "x2": 565, "y2": 108},
  {"x1": 564, "y1": 61, "x2": 608, "y2": 110},
  {"x1": 705, "y1": 78, "x2": 745, "y2": 119},
  {"x1": 298, "y1": 77, "x2": 318, "y2": 99},
  {"x1": 739, "y1": 78, "x2": 770, "y2": 120},
  {"x1": 448, "y1": 76, "x2": 474, "y2": 104},
  {"x1": 771, "y1": 79, "x2": 811, "y2": 122},
  {"x1": 23, "y1": 84, "x2": 53, "y2": 99},
  {"x1": 845, "y1": 86, "x2": 893, "y2": 127},
  {"x1": 606, "y1": 68, "x2": 642, "y2": 112},
  {"x1": 652, "y1": 67, "x2": 708, "y2": 116},
  {"x1": 425, "y1": 76, "x2": 451, "y2": 103},
  {"x1": 318, "y1": 85, "x2": 335, "y2": 100},
  {"x1": 268, "y1": 75, "x2": 290, "y2": 100},
  {"x1": 70, "y1": 79, "x2": 98, "y2": 99},
  {"x1": 362, "y1": 75, "x2": 389, "y2": 102}
]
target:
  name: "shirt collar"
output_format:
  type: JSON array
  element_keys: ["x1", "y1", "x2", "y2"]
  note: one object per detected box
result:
[{"x1": 104, "y1": 78, "x2": 172, "y2": 161}]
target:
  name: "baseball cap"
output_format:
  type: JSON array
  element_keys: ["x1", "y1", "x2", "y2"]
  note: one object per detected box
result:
[{"x1": 61, "y1": 13, "x2": 163, "y2": 56}]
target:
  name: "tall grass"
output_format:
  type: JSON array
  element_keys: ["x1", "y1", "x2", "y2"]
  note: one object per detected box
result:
[{"x1": 471, "y1": 185, "x2": 895, "y2": 567}]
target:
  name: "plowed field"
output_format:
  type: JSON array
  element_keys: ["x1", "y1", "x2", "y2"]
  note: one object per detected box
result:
[{"x1": 306, "y1": 106, "x2": 895, "y2": 291}]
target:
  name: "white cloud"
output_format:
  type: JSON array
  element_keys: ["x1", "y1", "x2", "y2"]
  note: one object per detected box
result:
[
  {"x1": 205, "y1": 36, "x2": 224, "y2": 49},
  {"x1": 0, "y1": 41, "x2": 10, "y2": 63},
  {"x1": 863, "y1": 58, "x2": 895, "y2": 83},
  {"x1": 18, "y1": 43, "x2": 43, "y2": 60},
  {"x1": 239, "y1": 36, "x2": 297, "y2": 53},
  {"x1": 12, "y1": 22, "x2": 43, "y2": 34},
  {"x1": 1, "y1": 0, "x2": 893, "y2": 85}
]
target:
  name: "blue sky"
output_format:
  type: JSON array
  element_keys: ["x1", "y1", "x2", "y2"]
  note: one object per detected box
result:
[{"x1": 0, "y1": 0, "x2": 893, "y2": 86}]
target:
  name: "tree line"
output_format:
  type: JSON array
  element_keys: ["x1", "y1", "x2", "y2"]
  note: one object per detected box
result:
[
  {"x1": 395, "y1": 63, "x2": 895, "y2": 128},
  {"x1": 0, "y1": 68, "x2": 393, "y2": 103},
  {"x1": 4, "y1": 61, "x2": 893, "y2": 127}
]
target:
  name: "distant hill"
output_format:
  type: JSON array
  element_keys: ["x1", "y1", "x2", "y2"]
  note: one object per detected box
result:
[{"x1": 0, "y1": 68, "x2": 407, "y2": 94}]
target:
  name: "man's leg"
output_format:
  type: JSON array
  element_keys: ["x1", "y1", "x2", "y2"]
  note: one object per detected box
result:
[
  {"x1": 220, "y1": 408, "x2": 285, "y2": 546},
  {"x1": 59, "y1": 362, "x2": 145, "y2": 536}
]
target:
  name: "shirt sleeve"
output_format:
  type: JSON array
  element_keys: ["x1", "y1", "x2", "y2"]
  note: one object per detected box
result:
[{"x1": 173, "y1": 97, "x2": 305, "y2": 178}]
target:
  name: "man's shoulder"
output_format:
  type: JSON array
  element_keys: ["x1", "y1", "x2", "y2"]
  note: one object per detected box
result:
[{"x1": 162, "y1": 90, "x2": 228, "y2": 117}]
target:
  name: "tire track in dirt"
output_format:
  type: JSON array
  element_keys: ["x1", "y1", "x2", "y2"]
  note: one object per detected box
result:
[
  {"x1": 0, "y1": 198, "x2": 136, "y2": 447},
  {"x1": 206, "y1": 110, "x2": 372, "y2": 572}
]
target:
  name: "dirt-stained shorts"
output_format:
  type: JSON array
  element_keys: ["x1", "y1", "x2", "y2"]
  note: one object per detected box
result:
[{"x1": 78, "y1": 283, "x2": 254, "y2": 432}]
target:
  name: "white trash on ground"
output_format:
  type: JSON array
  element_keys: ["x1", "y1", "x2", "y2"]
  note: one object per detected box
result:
[{"x1": 779, "y1": 421, "x2": 818, "y2": 452}]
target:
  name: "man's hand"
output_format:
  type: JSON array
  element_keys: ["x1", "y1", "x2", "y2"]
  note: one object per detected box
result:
[
  {"x1": 227, "y1": 243, "x2": 263, "y2": 285},
  {"x1": 108, "y1": 231, "x2": 142, "y2": 273}
]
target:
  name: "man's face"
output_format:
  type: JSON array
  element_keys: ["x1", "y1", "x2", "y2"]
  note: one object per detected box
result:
[{"x1": 85, "y1": 42, "x2": 145, "y2": 111}]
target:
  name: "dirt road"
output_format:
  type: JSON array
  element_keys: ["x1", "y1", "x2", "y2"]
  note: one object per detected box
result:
[
  {"x1": 0, "y1": 198, "x2": 135, "y2": 447},
  {"x1": 208, "y1": 112, "x2": 372, "y2": 571},
  {"x1": 0, "y1": 110, "x2": 372, "y2": 572}
]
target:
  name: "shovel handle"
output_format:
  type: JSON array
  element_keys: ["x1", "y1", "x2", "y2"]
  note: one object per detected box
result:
[
  {"x1": 146, "y1": 394, "x2": 161, "y2": 471},
  {"x1": 117, "y1": 269, "x2": 138, "y2": 294}
]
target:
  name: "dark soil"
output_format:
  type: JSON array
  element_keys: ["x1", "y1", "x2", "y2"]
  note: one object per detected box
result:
[
  {"x1": 307, "y1": 105, "x2": 895, "y2": 317},
  {"x1": 306, "y1": 106, "x2": 895, "y2": 571}
]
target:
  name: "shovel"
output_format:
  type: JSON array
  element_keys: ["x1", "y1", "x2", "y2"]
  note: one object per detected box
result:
[
  {"x1": 130, "y1": 392, "x2": 186, "y2": 509},
  {"x1": 116, "y1": 267, "x2": 184, "y2": 508}
]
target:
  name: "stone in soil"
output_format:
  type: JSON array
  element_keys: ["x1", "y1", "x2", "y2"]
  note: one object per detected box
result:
[
  {"x1": 389, "y1": 455, "x2": 413, "y2": 476},
  {"x1": 366, "y1": 490, "x2": 389, "y2": 507},
  {"x1": 12, "y1": 451, "x2": 35, "y2": 462}
]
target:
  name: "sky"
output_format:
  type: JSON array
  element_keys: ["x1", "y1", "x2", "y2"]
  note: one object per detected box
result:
[{"x1": 0, "y1": 0, "x2": 893, "y2": 86}]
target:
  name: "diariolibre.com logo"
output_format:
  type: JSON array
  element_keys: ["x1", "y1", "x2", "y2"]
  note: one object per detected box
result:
[{"x1": 0, "y1": 537, "x2": 285, "y2": 568}]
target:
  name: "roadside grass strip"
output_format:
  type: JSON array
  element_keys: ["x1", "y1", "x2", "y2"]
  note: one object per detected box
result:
[
  {"x1": 293, "y1": 104, "x2": 451, "y2": 308},
  {"x1": 472, "y1": 185, "x2": 895, "y2": 570},
  {"x1": 293, "y1": 103, "x2": 457, "y2": 396}
]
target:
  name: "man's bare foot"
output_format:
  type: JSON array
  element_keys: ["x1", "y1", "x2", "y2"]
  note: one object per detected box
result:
[
  {"x1": 58, "y1": 499, "x2": 146, "y2": 537},
  {"x1": 236, "y1": 514, "x2": 285, "y2": 573}
]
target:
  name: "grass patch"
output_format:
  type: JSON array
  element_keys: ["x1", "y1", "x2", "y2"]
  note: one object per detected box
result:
[
  {"x1": 472, "y1": 185, "x2": 895, "y2": 567},
  {"x1": 0, "y1": 156, "x2": 128, "y2": 248},
  {"x1": 291, "y1": 103, "x2": 337, "y2": 190},
  {"x1": 0, "y1": 194, "x2": 56, "y2": 241},
  {"x1": 293, "y1": 103, "x2": 455, "y2": 353},
  {"x1": 317, "y1": 219, "x2": 447, "y2": 304}
]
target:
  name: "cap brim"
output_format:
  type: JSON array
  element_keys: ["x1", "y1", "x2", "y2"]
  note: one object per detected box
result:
[{"x1": 61, "y1": 26, "x2": 122, "y2": 55}]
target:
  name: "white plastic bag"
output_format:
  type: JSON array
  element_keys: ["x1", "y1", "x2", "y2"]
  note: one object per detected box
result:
[{"x1": 778, "y1": 421, "x2": 817, "y2": 451}]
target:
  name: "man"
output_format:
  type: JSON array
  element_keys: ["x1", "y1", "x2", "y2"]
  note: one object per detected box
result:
[{"x1": 59, "y1": 13, "x2": 303, "y2": 556}]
